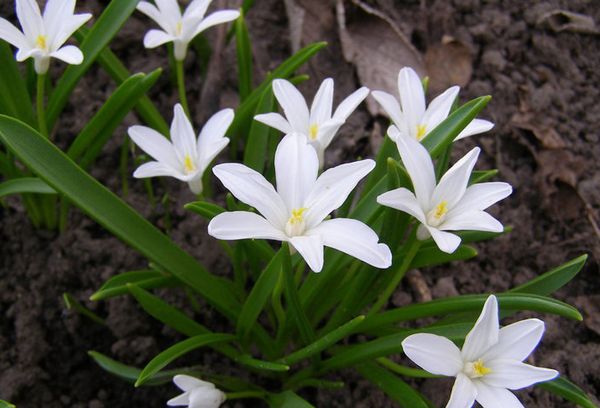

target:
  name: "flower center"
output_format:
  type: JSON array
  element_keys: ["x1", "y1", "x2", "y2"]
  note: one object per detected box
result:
[
  {"x1": 183, "y1": 155, "x2": 196, "y2": 174},
  {"x1": 309, "y1": 124, "x2": 319, "y2": 140},
  {"x1": 416, "y1": 124, "x2": 427, "y2": 140},
  {"x1": 426, "y1": 200, "x2": 448, "y2": 227},
  {"x1": 36, "y1": 34, "x2": 47, "y2": 50},
  {"x1": 464, "y1": 359, "x2": 492, "y2": 378},
  {"x1": 176, "y1": 21, "x2": 183, "y2": 36},
  {"x1": 285, "y1": 207, "x2": 307, "y2": 237}
]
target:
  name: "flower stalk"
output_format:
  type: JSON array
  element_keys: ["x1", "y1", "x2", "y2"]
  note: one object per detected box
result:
[
  {"x1": 175, "y1": 58, "x2": 191, "y2": 118},
  {"x1": 36, "y1": 73, "x2": 48, "y2": 138}
]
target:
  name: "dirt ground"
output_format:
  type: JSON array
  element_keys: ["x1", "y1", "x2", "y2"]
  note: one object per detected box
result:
[{"x1": 1, "y1": 0, "x2": 599, "y2": 406}]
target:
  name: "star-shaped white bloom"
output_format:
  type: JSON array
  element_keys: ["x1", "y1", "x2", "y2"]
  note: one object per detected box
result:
[
  {"x1": 137, "y1": 0, "x2": 240, "y2": 60},
  {"x1": 0, "y1": 0, "x2": 92, "y2": 73},
  {"x1": 402, "y1": 295, "x2": 559, "y2": 408},
  {"x1": 167, "y1": 375, "x2": 226, "y2": 408},
  {"x1": 372, "y1": 66, "x2": 493, "y2": 143},
  {"x1": 377, "y1": 130, "x2": 512, "y2": 253},
  {"x1": 129, "y1": 103, "x2": 232, "y2": 194},
  {"x1": 208, "y1": 133, "x2": 392, "y2": 273},
  {"x1": 254, "y1": 78, "x2": 369, "y2": 167}
]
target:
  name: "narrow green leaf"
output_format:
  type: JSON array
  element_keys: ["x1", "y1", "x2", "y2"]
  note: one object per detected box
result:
[
  {"x1": 136, "y1": 333, "x2": 235, "y2": 386},
  {"x1": 0, "y1": 115, "x2": 240, "y2": 319},
  {"x1": 184, "y1": 201, "x2": 226, "y2": 220},
  {"x1": 0, "y1": 400, "x2": 16, "y2": 408},
  {"x1": 91, "y1": 269, "x2": 178, "y2": 301},
  {"x1": 235, "y1": 11, "x2": 253, "y2": 101},
  {"x1": 267, "y1": 391, "x2": 316, "y2": 408},
  {"x1": 538, "y1": 377, "x2": 598, "y2": 408},
  {"x1": 409, "y1": 245, "x2": 477, "y2": 269},
  {"x1": 63, "y1": 293, "x2": 105, "y2": 324},
  {"x1": 243, "y1": 84, "x2": 275, "y2": 172},
  {"x1": 469, "y1": 169, "x2": 498, "y2": 184},
  {"x1": 88, "y1": 351, "x2": 182, "y2": 386},
  {"x1": 510, "y1": 255, "x2": 587, "y2": 296},
  {"x1": 0, "y1": 42, "x2": 35, "y2": 126},
  {"x1": 0, "y1": 177, "x2": 55, "y2": 198},
  {"x1": 47, "y1": 0, "x2": 140, "y2": 127},
  {"x1": 361, "y1": 135, "x2": 399, "y2": 199}
]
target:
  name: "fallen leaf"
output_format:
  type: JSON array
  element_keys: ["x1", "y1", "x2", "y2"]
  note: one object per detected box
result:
[
  {"x1": 425, "y1": 35, "x2": 473, "y2": 95},
  {"x1": 510, "y1": 112, "x2": 567, "y2": 149},
  {"x1": 537, "y1": 10, "x2": 600, "y2": 35}
]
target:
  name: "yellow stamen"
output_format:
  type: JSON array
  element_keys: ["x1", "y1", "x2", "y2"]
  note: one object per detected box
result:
[
  {"x1": 416, "y1": 124, "x2": 427, "y2": 140},
  {"x1": 176, "y1": 21, "x2": 183, "y2": 35},
  {"x1": 289, "y1": 208, "x2": 306, "y2": 224},
  {"x1": 183, "y1": 155, "x2": 196, "y2": 174},
  {"x1": 433, "y1": 201, "x2": 448, "y2": 219},
  {"x1": 472, "y1": 359, "x2": 492, "y2": 377},
  {"x1": 309, "y1": 124, "x2": 319, "y2": 140},
  {"x1": 285, "y1": 208, "x2": 307, "y2": 237},
  {"x1": 36, "y1": 35, "x2": 47, "y2": 50}
]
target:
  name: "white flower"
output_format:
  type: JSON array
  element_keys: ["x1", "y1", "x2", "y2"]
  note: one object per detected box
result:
[
  {"x1": 254, "y1": 78, "x2": 369, "y2": 167},
  {"x1": 129, "y1": 103, "x2": 232, "y2": 194},
  {"x1": 167, "y1": 375, "x2": 226, "y2": 408},
  {"x1": 208, "y1": 133, "x2": 392, "y2": 273},
  {"x1": 372, "y1": 67, "x2": 493, "y2": 143},
  {"x1": 377, "y1": 131, "x2": 512, "y2": 253},
  {"x1": 402, "y1": 295, "x2": 559, "y2": 408},
  {"x1": 137, "y1": 0, "x2": 240, "y2": 60},
  {"x1": 0, "y1": 0, "x2": 92, "y2": 73}
]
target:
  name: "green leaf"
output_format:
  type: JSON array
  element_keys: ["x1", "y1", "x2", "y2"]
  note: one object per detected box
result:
[
  {"x1": 421, "y1": 96, "x2": 491, "y2": 158},
  {"x1": 0, "y1": 115, "x2": 240, "y2": 319},
  {"x1": 136, "y1": 333, "x2": 235, "y2": 386},
  {"x1": 184, "y1": 201, "x2": 226, "y2": 220},
  {"x1": 0, "y1": 177, "x2": 55, "y2": 198},
  {"x1": 469, "y1": 169, "x2": 498, "y2": 184},
  {"x1": 0, "y1": 42, "x2": 35, "y2": 126},
  {"x1": 357, "y1": 362, "x2": 432, "y2": 408},
  {"x1": 63, "y1": 292, "x2": 105, "y2": 324},
  {"x1": 91, "y1": 269, "x2": 178, "y2": 301},
  {"x1": 235, "y1": 11, "x2": 253, "y2": 101},
  {"x1": 243, "y1": 84, "x2": 275, "y2": 172},
  {"x1": 47, "y1": 0, "x2": 140, "y2": 127},
  {"x1": 267, "y1": 391, "x2": 316, "y2": 408},
  {"x1": 510, "y1": 255, "x2": 587, "y2": 296},
  {"x1": 361, "y1": 135, "x2": 399, "y2": 199},
  {"x1": 88, "y1": 351, "x2": 182, "y2": 386},
  {"x1": 0, "y1": 400, "x2": 16, "y2": 408},
  {"x1": 538, "y1": 377, "x2": 598, "y2": 408},
  {"x1": 409, "y1": 245, "x2": 477, "y2": 269}
]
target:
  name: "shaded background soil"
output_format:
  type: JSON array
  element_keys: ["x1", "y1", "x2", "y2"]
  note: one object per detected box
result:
[{"x1": 1, "y1": 0, "x2": 599, "y2": 406}]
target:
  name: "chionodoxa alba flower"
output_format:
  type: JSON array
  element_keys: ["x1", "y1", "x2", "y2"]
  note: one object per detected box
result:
[
  {"x1": 129, "y1": 103, "x2": 233, "y2": 195},
  {"x1": 377, "y1": 130, "x2": 512, "y2": 253},
  {"x1": 208, "y1": 133, "x2": 392, "y2": 273},
  {"x1": 0, "y1": 0, "x2": 92, "y2": 73},
  {"x1": 402, "y1": 295, "x2": 558, "y2": 408},
  {"x1": 167, "y1": 375, "x2": 226, "y2": 408}
]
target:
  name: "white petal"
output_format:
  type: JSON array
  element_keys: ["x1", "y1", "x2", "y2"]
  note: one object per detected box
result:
[
  {"x1": 189, "y1": 386, "x2": 226, "y2": 408},
  {"x1": 450, "y1": 182, "x2": 512, "y2": 214},
  {"x1": 402, "y1": 333, "x2": 463, "y2": 376},
  {"x1": 483, "y1": 359, "x2": 559, "y2": 390},
  {"x1": 431, "y1": 147, "x2": 480, "y2": 210},
  {"x1": 440, "y1": 210, "x2": 503, "y2": 233},
  {"x1": 183, "y1": 0, "x2": 210, "y2": 20},
  {"x1": 290, "y1": 235, "x2": 324, "y2": 273},
  {"x1": 272, "y1": 79, "x2": 310, "y2": 132},
  {"x1": 0, "y1": 17, "x2": 26, "y2": 48},
  {"x1": 143, "y1": 29, "x2": 175, "y2": 48},
  {"x1": 376, "y1": 187, "x2": 426, "y2": 224},
  {"x1": 167, "y1": 391, "x2": 191, "y2": 406},
  {"x1": 171, "y1": 103, "x2": 197, "y2": 162},
  {"x1": 474, "y1": 382, "x2": 524, "y2": 408},
  {"x1": 303, "y1": 159, "x2": 373, "y2": 226},
  {"x1": 371, "y1": 90, "x2": 404, "y2": 127},
  {"x1": 421, "y1": 86, "x2": 459, "y2": 135},
  {"x1": 446, "y1": 374, "x2": 477, "y2": 408},
  {"x1": 254, "y1": 112, "x2": 293, "y2": 134},
  {"x1": 311, "y1": 218, "x2": 391, "y2": 269},
  {"x1": 398, "y1": 67, "x2": 426, "y2": 134},
  {"x1": 213, "y1": 163, "x2": 287, "y2": 227},
  {"x1": 395, "y1": 132, "x2": 436, "y2": 209},
  {"x1": 482, "y1": 319, "x2": 545, "y2": 362},
  {"x1": 462, "y1": 295, "x2": 499, "y2": 362},
  {"x1": 427, "y1": 226, "x2": 462, "y2": 253},
  {"x1": 137, "y1": 1, "x2": 162, "y2": 24},
  {"x1": 208, "y1": 211, "x2": 287, "y2": 241},
  {"x1": 155, "y1": 0, "x2": 182, "y2": 30},
  {"x1": 275, "y1": 133, "x2": 318, "y2": 211},
  {"x1": 173, "y1": 374, "x2": 214, "y2": 392},
  {"x1": 128, "y1": 125, "x2": 181, "y2": 171},
  {"x1": 333, "y1": 86, "x2": 369, "y2": 122},
  {"x1": 50, "y1": 45, "x2": 83, "y2": 65},
  {"x1": 310, "y1": 78, "x2": 334, "y2": 125},
  {"x1": 197, "y1": 108, "x2": 233, "y2": 169},
  {"x1": 16, "y1": 0, "x2": 43, "y2": 39},
  {"x1": 313, "y1": 118, "x2": 344, "y2": 152},
  {"x1": 50, "y1": 13, "x2": 92, "y2": 51},
  {"x1": 190, "y1": 10, "x2": 240, "y2": 40},
  {"x1": 456, "y1": 119, "x2": 494, "y2": 140},
  {"x1": 133, "y1": 161, "x2": 180, "y2": 179}
]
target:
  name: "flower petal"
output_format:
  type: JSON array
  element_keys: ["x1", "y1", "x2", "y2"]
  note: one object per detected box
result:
[
  {"x1": 427, "y1": 226, "x2": 462, "y2": 253},
  {"x1": 290, "y1": 235, "x2": 324, "y2": 273},
  {"x1": 313, "y1": 119, "x2": 344, "y2": 153},
  {"x1": 208, "y1": 211, "x2": 287, "y2": 241},
  {"x1": 456, "y1": 118, "x2": 494, "y2": 140},
  {"x1": 171, "y1": 103, "x2": 197, "y2": 162},
  {"x1": 133, "y1": 161, "x2": 180, "y2": 179},
  {"x1": 254, "y1": 112, "x2": 293, "y2": 134},
  {"x1": 395, "y1": 132, "x2": 436, "y2": 208},
  {"x1": 155, "y1": 0, "x2": 182, "y2": 30},
  {"x1": 462, "y1": 295, "x2": 499, "y2": 362},
  {"x1": 431, "y1": 147, "x2": 480, "y2": 210},
  {"x1": 272, "y1": 79, "x2": 310, "y2": 132},
  {"x1": 189, "y1": 387, "x2": 226, "y2": 407},
  {"x1": 440, "y1": 210, "x2": 503, "y2": 233},
  {"x1": 421, "y1": 86, "x2": 459, "y2": 135},
  {"x1": 128, "y1": 125, "x2": 181, "y2": 171},
  {"x1": 197, "y1": 108, "x2": 233, "y2": 169},
  {"x1": 167, "y1": 392, "x2": 190, "y2": 406},
  {"x1": 275, "y1": 133, "x2": 318, "y2": 211},
  {"x1": 310, "y1": 78, "x2": 334, "y2": 125},
  {"x1": 304, "y1": 159, "x2": 374, "y2": 227},
  {"x1": 50, "y1": 45, "x2": 83, "y2": 65},
  {"x1": 51, "y1": 13, "x2": 92, "y2": 51},
  {"x1": 376, "y1": 187, "x2": 426, "y2": 224},
  {"x1": 143, "y1": 29, "x2": 175, "y2": 48},
  {"x1": 0, "y1": 18, "x2": 27, "y2": 48},
  {"x1": 474, "y1": 381, "x2": 525, "y2": 408},
  {"x1": 482, "y1": 319, "x2": 545, "y2": 362},
  {"x1": 402, "y1": 333, "x2": 463, "y2": 376},
  {"x1": 333, "y1": 86, "x2": 369, "y2": 121},
  {"x1": 483, "y1": 359, "x2": 559, "y2": 390},
  {"x1": 191, "y1": 10, "x2": 240, "y2": 39},
  {"x1": 16, "y1": 0, "x2": 43, "y2": 39},
  {"x1": 446, "y1": 374, "x2": 477, "y2": 408},
  {"x1": 371, "y1": 90, "x2": 403, "y2": 128},
  {"x1": 213, "y1": 163, "x2": 287, "y2": 227},
  {"x1": 449, "y1": 182, "x2": 513, "y2": 214},
  {"x1": 398, "y1": 67, "x2": 426, "y2": 134},
  {"x1": 311, "y1": 218, "x2": 391, "y2": 269},
  {"x1": 183, "y1": 0, "x2": 210, "y2": 20},
  {"x1": 173, "y1": 374, "x2": 214, "y2": 392}
]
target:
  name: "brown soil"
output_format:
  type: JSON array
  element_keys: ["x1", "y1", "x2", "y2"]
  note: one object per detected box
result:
[{"x1": 1, "y1": 0, "x2": 599, "y2": 407}]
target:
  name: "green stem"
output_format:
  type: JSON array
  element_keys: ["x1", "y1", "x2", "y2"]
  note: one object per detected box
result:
[
  {"x1": 226, "y1": 391, "x2": 266, "y2": 400},
  {"x1": 376, "y1": 357, "x2": 441, "y2": 378},
  {"x1": 175, "y1": 59, "x2": 190, "y2": 118},
  {"x1": 369, "y1": 232, "x2": 421, "y2": 315},
  {"x1": 36, "y1": 73, "x2": 48, "y2": 138}
]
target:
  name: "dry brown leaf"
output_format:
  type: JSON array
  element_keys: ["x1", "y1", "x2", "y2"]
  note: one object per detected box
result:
[
  {"x1": 424, "y1": 36, "x2": 473, "y2": 96},
  {"x1": 537, "y1": 10, "x2": 600, "y2": 35},
  {"x1": 510, "y1": 112, "x2": 567, "y2": 149},
  {"x1": 336, "y1": 0, "x2": 424, "y2": 116}
]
